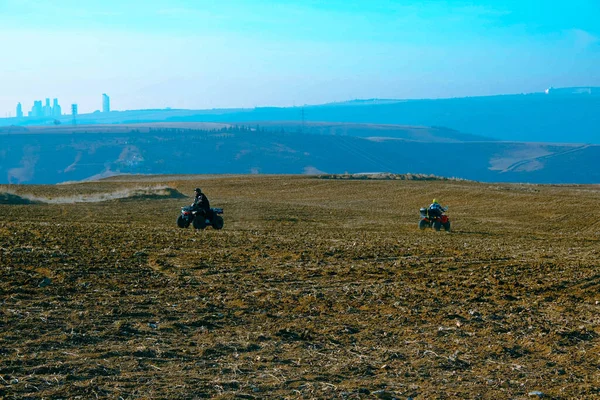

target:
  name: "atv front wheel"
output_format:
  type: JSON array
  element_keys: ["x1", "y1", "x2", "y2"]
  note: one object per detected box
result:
[
  {"x1": 443, "y1": 221, "x2": 451, "y2": 232},
  {"x1": 433, "y1": 221, "x2": 442, "y2": 231},
  {"x1": 213, "y1": 216, "x2": 224, "y2": 230},
  {"x1": 418, "y1": 220, "x2": 428, "y2": 230},
  {"x1": 176, "y1": 215, "x2": 188, "y2": 228}
]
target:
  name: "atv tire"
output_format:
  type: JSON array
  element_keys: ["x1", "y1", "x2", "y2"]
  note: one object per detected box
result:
[
  {"x1": 177, "y1": 215, "x2": 188, "y2": 228},
  {"x1": 418, "y1": 220, "x2": 429, "y2": 230},
  {"x1": 433, "y1": 221, "x2": 442, "y2": 231},
  {"x1": 193, "y1": 216, "x2": 207, "y2": 230},
  {"x1": 443, "y1": 221, "x2": 451, "y2": 232},
  {"x1": 213, "y1": 216, "x2": 224, "y2": 230}
]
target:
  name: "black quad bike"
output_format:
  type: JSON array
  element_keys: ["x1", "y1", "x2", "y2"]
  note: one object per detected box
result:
[
  {"x1": 177, "y1": 206, "x2": 224, "y2": 230},
  {"x1": 419, "y1": 207, "x2": 451, "y2": 232}
]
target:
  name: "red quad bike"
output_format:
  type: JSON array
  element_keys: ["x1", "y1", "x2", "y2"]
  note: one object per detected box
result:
[{"x1": 419, "y1": 207, "x2": 451, "y2": 232}]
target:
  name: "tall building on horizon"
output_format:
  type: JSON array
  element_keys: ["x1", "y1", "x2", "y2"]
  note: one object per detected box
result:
[
  {"x1": 43, "y1": 98, "x2": 52, "y2": 117},
  {"x1": 102, "y1": 93, "x2": 110, "y2": 113},
  {"x1": 28, "y1": 100, "x2": 43, "y2": 118},
  {"x1": 52, "y1": 98, "x2": 62, "y2": 117},
  {"x1": 71, "y1": 104, "x2": 78, "y2": 125},
  {"x1": 16, "y1": 103, "x2": 23, "y2": 119}
]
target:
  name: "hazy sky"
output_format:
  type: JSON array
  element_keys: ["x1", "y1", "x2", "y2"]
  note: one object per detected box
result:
[{"x1": 1, "y1": 0, "x2": 599, "y2": 114}]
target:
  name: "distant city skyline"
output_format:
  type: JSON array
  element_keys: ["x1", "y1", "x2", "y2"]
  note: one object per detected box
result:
[
  {"x1": 10, "y1": 94, "x2": 111, "y2": 120},
  {"x1": 1, "y1": 1, "x2": 598, "y2": 116},
  {"x1": 25, "y1": 98, "x2": 63, "y2": 119}
]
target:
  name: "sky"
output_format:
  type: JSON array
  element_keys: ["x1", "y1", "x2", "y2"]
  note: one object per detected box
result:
[{"x1": 1, "y1": 0, "x2": 599, "y2": 115}]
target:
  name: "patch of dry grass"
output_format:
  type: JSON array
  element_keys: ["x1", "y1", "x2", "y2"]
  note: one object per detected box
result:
[{"x1": 0, "y1": 185, "x2": 186, "y2": 204}]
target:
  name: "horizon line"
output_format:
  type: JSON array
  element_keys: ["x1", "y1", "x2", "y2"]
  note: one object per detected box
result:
[{"x1": 2, "y1": 85, "x2": 600, "y2": 120}]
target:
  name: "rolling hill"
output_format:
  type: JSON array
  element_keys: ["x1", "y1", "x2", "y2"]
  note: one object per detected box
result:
[{"x1": 1, "y1": 123, "x2": 599, "y2": 184}]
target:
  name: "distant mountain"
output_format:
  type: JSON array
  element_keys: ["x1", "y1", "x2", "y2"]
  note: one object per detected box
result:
[
  {"x1": 2, "y1": 87, "x2": 598, "y2": 144},
  {"x1": 163, "y1": 91, "x2": 600, "y2": 144},
  {"x1": 1, "y1": 123, "x2": 599, "y2": 184}
]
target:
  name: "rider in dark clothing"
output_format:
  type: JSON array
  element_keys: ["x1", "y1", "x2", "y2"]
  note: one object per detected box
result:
[{"x1": 192, "y1": 188, "x2": 211, "y2": 219}]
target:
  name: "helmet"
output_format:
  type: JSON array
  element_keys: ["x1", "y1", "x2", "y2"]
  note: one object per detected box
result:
[
  {"x1": 195, "y1": 188, "x2": 201, "y2": 193},
  {"x1": 432, "y1": 199, "x2": 438, "y2": 204}
]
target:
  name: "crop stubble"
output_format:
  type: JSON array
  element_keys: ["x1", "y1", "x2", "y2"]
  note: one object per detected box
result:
[{"x1": 1, "y1": 175, "x2": 599, "y2": 399}]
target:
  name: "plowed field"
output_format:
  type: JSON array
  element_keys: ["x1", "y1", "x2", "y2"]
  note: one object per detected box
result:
[{"x1": 1, "y1": 175, "x2": 599, "y2": 399}]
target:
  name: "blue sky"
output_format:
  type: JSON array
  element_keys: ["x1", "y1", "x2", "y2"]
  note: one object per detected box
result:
[{"x1": 1, "y1": 0, "x2": 598, "y2": 114}]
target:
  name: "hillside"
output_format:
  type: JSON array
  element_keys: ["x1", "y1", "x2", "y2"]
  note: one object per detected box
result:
[
  {"x1": 1, "y1": 123, "x2": 599, "y2": 184},
  {"x1": 253, "y1": 121, "x2": 489, "y2": 142},
  {"x1": 1, "y1": 175, "x2": 599, "y2": 398}
]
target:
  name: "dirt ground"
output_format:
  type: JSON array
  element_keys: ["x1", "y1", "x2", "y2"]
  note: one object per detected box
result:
[{"x1": 1, "y1": 175, "x2": 599, "y2": 399}]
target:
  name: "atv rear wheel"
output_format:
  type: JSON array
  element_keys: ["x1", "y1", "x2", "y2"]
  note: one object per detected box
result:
[
  {"x1": 177, "y1": 215, "x2": 188, "y2": 228},
  {"x1": 213, "y1": 216, "x2": 224, "y2": 230},
  {"x1": 433, "y1": 221, "x2": 442, "y2": 231},
  {"x1": 193, "y1": 216, "x2": 207, "y2": 230},
  {"x1": 418, "y1": 220, "x2": 428, "y2": 230}
]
